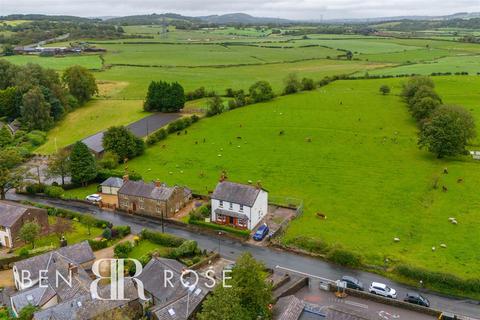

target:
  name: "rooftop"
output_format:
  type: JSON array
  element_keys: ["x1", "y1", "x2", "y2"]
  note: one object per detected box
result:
[
  {"x1": 0, "y1": 201, "x2": 41, "y2": 227},
  {"x1": 212, "y1": 181, "x2": 265, "y2": 207}
]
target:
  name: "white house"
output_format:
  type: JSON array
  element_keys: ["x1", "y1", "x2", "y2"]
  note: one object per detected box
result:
[
  {"x1": 100, "y1": 177, "x2": 124, "y2": 195},
  {"x1": 211, "y1": 181, "x2": 268, "y2": 230}
]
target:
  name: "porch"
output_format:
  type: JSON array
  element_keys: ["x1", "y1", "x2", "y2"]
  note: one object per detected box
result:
[{"x1": 214, "y1": 209, "x2": 249, "y2": 229}]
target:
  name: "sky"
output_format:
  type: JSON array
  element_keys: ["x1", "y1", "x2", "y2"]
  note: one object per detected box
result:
[{"x1": 1, "y1": 0, "x2": 480, "y2": 20}]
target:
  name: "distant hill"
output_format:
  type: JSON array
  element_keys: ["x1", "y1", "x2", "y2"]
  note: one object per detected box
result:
[
  {"x1": 104, "y1": 13, "x2": 201, "y2": 26},
  {"x1": 0, "y1": 14, "x2": 98, "y2": 23},
  {"x1": 197, "y1": 13, "x2": 291, "y2": 24},
  {"x1": 323, "y1": 12, "x2": 480, "y2": 23}
]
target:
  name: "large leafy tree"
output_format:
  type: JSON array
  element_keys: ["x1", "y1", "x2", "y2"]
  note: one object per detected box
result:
[
  {"x1": 0, "y1": 86, "x2": 22, "y2": 119},
  {"x1": 197, "y1": 286, "x2": 250, "y2": 320},
  {"x1": 419, "y1": 105, "x2": 476, "y2": 158},
  {"x1": 249, "y1": 81, "x2": 274, "y2": 103},
  {"x1": 144, "y1": 81, "x2": 185, "y2": 112},
  {"x1": 21, "y1": 86, "x2": 54, "y2": 131},
  {"x1": 70, "y1": 141, "x2": 97, "y2": 186},
  {"x1": 47, "y1": 149, "x2": 71, "y2": 186},
  {"x1": 402, "y1": 76, "x2": 435, "y2": 102},
  {"x1": 0, "y1": 125, "x2": 13, "y2": 148},
  {"x1": 102, "y1": 126, "x2": 145, "y2": 161},
  {"x1": 0, "y1": 148, "x2": 27, "y2": 199},
  {"x1": 62, "y1": 65, "x2": 98, "y2": 104}
]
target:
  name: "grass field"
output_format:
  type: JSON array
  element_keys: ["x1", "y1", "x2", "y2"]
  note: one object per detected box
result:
[
  {"x1": 122, "y1": 76, "x2": 480, "y2": 279},
  {"x1": 37, "y1": 99, "x2": 147, "y2": 154},
  {"x1": 1, "y1": 54, "x2": 103, "y2": 70}
]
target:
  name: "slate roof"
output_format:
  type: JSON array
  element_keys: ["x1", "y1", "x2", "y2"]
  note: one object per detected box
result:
[
  {"x1": 272, "y1": 295, "x2": 305, "y2": 320},
  {"x1": 100, "y1": 177, "x2": 124, "y2": 188},
  {"x1": 326, "y1": 305, "x2": 370, "y2": 320},
  {"x1": 152, "y1": 285, "x2": 209, "y2": 320},
  {"x1": 33, "y1": 279, "x2": 140, "y2": 320},
  {"x1": 11, "y1": 251, "x2": 92, "y2": 313},
  {"x1": 0, "y1": 201, "x2": 40, "y2": 227},
  {"x1": 81, "y1": 131, "x2": 105, "y2": 154},
  {"x1": 118, "y1": 180, "x2": 177, "y2": 201},
  {"x1": 14, "y1": 241, "x2": 95, "y2": 284},
  {"x1": 212, "y1": 181, "x2": 264, "y2": 207}
]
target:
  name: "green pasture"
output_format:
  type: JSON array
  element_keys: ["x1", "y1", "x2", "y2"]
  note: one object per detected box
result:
[
  {"x1": 96, "y1": 59, "x2": 388, "y2": 99},
  {"x1": 1, "y1": 54, "x2": 103, "y2": 70},
  {"x1": 123, "y1": 77, "x2": 480, "y2": 279},
  {"x1": 360, "y1": 48, "x2": 454, "y2": 63},
  {"x1": 36, "y1": 99, "x2": 147, "y2": 154}
]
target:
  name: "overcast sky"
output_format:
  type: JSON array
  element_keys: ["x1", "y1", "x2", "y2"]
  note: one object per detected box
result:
[{"x1": 1, "y1": 0, "x2": 480, "y2": 20}]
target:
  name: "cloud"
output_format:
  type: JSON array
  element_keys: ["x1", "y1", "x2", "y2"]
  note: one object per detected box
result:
[{"x1": 1, "y1": 0, "x2": 479, "y2": 19}]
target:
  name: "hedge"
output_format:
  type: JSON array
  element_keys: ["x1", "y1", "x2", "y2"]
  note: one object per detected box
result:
[
  {"x1": 88, "y1": 239, "x2": 109, "y2": 251},
  {"x1": 395, "y1": 264, "x2": 480, "y2": 294},
  {"x1": 139, "y1": 229, "x2": 185, "y2": 247},
  {"x1": 188, "y1": 218, "x2": 250, "y2": 239},
  {"x1": 96, "y1": 168, "x2": 142, "y2": 182},
  {"x1": 326, "y1": 248, "x2": 363, "y2": 268},
  {"x1": 112, "y1": 225, "x2": 131, "y2": 238}
]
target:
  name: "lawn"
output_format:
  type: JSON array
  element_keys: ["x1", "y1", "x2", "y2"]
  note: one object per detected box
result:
[
  {"x1": 15, "y1": 216, "x2": 103, "y2": 253},
  {"x1": 1, "y1": 54, "x2": 103, "y2": 70},
  {"x1": 123, "y1": 77, "x2": 480, "y2": 279},
  {"x1": 63, "y1": 184, "x2": 99, "y2": 200},
  {"x1": 127, "y1": 239, "x2": 172, "y2": 260},
  {"x1": 36, "y1": 99, "x2": 147, "y2": 154}
]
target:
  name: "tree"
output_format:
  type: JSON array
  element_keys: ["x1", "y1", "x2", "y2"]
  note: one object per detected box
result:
[
  {"x1": 2, "y1": 45, "x2": 15, "y2": 56},
  {"x1": 102, "y1": 126, "x2": 145, "y2": 161},
  {"x1": 143, "y1": 81, "x2": 185, "y2": 112},
  {"x1": 0, "y1": 86, "x2": 21, "y2": 119},
  {"x1": 98, "y1": 151, "x2": 119, "y2": 169},
  {"x1": 46, "y1": 149, "x2": 71, "y2": 186},
  {"x1": 345, "y1": 50, "x2": 353, "y2": 60},
  {"x1": 283, "y1": 73, "x2": 301, "y2": 95},
  {"x1": 197, "y1": 286, "x2": 250, "y2": 320},
  {"x1": 19, "y1": 222, "x2": 41, "y2": 249},
  {"x1": 0, "y1": 125, "x2": 13, "y2": 148},
  {"x1": 379, "y1": 85, "x2": 390, "y2": 95},
  {"x1": 402, "y1": 76, "x2": 434, "y2": 102},
  {"x1": 231, "y1": 253, "x2": 272, "y2": 319},
  {"x1": 301, "y1": 77, "x2": 315, "y2": 91},
  {"x1": 411, "y1": 97, "x2": 441, "y2": 122},
  {"x1": 82, "y1": 214, "x2": 97, "y2": 236},
  {"x1": 62, "y1": 65, "x2": 98, "y2": 104},
  {"x1": 17, "y1": 304, "x2": 39, "y2": 320},
  {"x1": 409, "y1": 85, "x2": 442, "y2": 106},
  {"x1": 419, "y1": 105, "x2": 476, "y2": 158},
  {"x1": 249, "y1": 81, "x2": 274, "y2": 103},
  {"x1": 21, "y1": 86, "x2": 54, "y2": 131},
  {"x1": 51, "y1": 217, "x2": 73, "y2": 240},
  {"x1": 206, "y1": 95, "x2": 224, "y2": 117},
  {"x1": 70, "y1": 141, "x2": 97, "y2": 186},
  {"x1": 0, "y1": 148, "x2": 27, "y2": 199}
]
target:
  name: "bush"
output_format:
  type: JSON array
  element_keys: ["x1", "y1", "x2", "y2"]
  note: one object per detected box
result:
[
  {"x1": 140, "y1": 229, "x2": 185, "y2": 247},
  {"x1": 249, "y1": 81, "x2": 274, "y2": 103},
  {"x1": 112, "y1": 225, "x2": 131, "y2": 238},
  {"x1": 173, "y1": 240, "x2": 199, "y2": 258},
  {"x1": 18, "y1": 247, "x2": 29, "y2": 257},
  {"x1": 301, "y1": 78, "x2": 316, "y2": 91},
  {"x1": 96, "y1": 168, "x2": 142, "y2": 182},
  {"x1": 327, "y1": 248, "x2": 362, "y2": 268},
  {"x1": 114, "y1": 241, "x2": 133, "y2": 258},
  {"x1": 395, "y1": 264, "x2": 480, "y2": 294},
  {"x1": 88, "y1": 239, "x2": 109, "y2": 251},
  {"x1": 25, "y1": 183, "x2": 46, "y2": 195},
  {"x1": 44, "y1": 186, "x2": 64, "y2": 199},
  {"x1": 102, "y1": 228, "x2": 112, "y2": 240},
  {"x1": 146, "y1": 128, "x2": 168, "y2": 146},
  {"x1": 98, "y1": 151, "x2": 119, "y2": 169},
  {"x1": 26, "y1": 130, "x2": 47, "y2": 146},
  {"x1": 185, "y1": 86, "x2": 206, "y2": 101},
  {"x1": 188, "y1": 219, "x2": 250, "y2": 239}
]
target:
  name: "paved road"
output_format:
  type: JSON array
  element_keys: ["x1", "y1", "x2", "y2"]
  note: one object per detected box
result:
[{"x1": 8, "y1": 194, "x2": 480, "y2": 318}]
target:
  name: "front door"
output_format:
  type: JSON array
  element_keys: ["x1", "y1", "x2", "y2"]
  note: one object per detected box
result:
[
  {"x1": 132, "y1": 202, "x2": 137, "y2": 213},
  {"x1": 4, "y1": 236, "x2": 10, "y2": 248},
  {"x1": 228, "y1": 216, "x2": 235, "y2": 225}
]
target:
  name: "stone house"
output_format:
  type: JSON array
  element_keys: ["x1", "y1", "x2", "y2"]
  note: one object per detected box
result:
[
  {"x1": 117, "y1": 179, "x2": 192, "y2": 219},
  {"x1": 0, "y1": 201, "x2": 49, "y2": 248}
]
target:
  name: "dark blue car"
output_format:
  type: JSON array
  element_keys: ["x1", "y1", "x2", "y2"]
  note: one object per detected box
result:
[{"x1": 253, "y1": 224, "x2": 269, "y2": 241}]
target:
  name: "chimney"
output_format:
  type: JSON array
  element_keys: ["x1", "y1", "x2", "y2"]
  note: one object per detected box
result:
[
  {"x1": 219, "y1": 170, "x2": 228, "y2": 182},
  {"x1": 68, "y1": 263, "x2": 78, "y2": 275},
  {"x1": 155, "y1": 180, "x2": 161, "y2": 188},
  {"x1": 123, "y1": 175, "x2": 129, "y2": 183},
  {"x1": 256, "y1": 181, "x2": 262, "y2": 189}
]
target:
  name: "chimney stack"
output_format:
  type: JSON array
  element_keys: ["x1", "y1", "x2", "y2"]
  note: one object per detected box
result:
[
  {"x1": 155, "y1": 180, "x2": 161, "y2": 188},
  {"x1": 123, "y1": 175, "x2": 129, "y2": 183},
  {"x1": 68, "y1": 263, "x2": 78, "y2": 275}
]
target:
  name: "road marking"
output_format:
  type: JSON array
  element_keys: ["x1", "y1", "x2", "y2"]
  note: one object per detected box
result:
[
  {"x1": 345, "y1": 300, "x2": 368, "y2": 309},
  {"x1": 378, "y1": 311, "x2": 400, "y2": 319},
  {"x1": 275, "y1": 265, "x2": 335, "y2": 283}
]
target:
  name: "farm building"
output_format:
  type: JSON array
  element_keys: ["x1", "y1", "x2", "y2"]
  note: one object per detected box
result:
[
  {"x1": 0, "y1": 201, "x2": 49, "y2": 248},
  {"x1": 117, "y1": 179, "x2": 192, "y2": 218},
  {"x1": 211, "y1": 180, "x2": 268, "y2": 230},
  {"x1": 100, "y1": 177, "x2": 124, "y2": 195}
]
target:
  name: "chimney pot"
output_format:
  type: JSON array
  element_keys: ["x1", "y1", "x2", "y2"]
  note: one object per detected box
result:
[{"x1": 123, "y1": 175, "x2": 129, "y2": 182}]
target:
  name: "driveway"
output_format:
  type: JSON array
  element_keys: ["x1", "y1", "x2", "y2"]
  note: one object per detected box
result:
[{"x1": 7, "y1": 193, "x2": 480, "y2": 319}]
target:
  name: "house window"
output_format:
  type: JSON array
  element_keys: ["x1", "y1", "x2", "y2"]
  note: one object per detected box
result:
[
  {"x1": 229, "y1": 203, "x2": 233, "y2": 210},
  {"x1": 238, "y1": 218, "x2": 248, "y2": 228},
  {"x1": 139, "y1": 203, "x2": 144, "y2": 209},
  {"x1": 156, "y1": 206, "x2": 161, "y2": 213},
  {"x1": 219, "y1": 200, "x2": 224, "y2": 207},
  {"x1": 239, "y1": 205, "x2": 244, "y2": 212}
]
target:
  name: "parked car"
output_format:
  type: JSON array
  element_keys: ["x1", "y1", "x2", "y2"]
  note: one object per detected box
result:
[
  {"x1": 369, "y1": 282, "x2": 397, "y2": 299},
  {"x1": 341, "y1": 276, "x2": 364, "y2": 291},
  {"x1": 86, "y1": 194, "x2": 102, "y2": 203},
  {"x1": 404, "y1": 292, "x2": 430, "y2": 307},
  {"x1": 253, "y1": 224, "x2": 269, "y2": 241}
]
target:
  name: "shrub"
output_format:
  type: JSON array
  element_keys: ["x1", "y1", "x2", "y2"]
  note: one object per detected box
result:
[
  {"x1": 18, "y1": 247, "x2": 29, "y2": 257},
  {"x1": 44, "y1": 186, "x2": 64, "y2": 199},
  {"x1": 102, "y1": 228, "x2": 112, "y2": 240},
  {"x1": 301, "y1": 78, "x2": 316, "y2": 91},
  {"x1": 188, "y1": 219, "x2": 250, "y2": 239},
  {"x1": 98, "y1": 151, "x2": 119, "y2": 169},
  {"x1": 88, "y1": 239, "x2": 109, "y2": 251},
  {"x1": 173, "y1": 240, "x2": 199, "y2": 258},
  {"x1": 114, "y1": 241, "x2": 134, "y2": 258},
  {"x1": 96, "y1": 168, "x2": 142, "y2": 182},
  {"x1": 140, "y1": 229, "x2": 185, "y2": 247},
  {"x1": 25, "y1": 183, "x2": 46, "y2": 195},
  {"x1": 327, "y1": 248, "x2": 362, "y2": 268},
  {"x1": 112, "y1": 225, "x2": 131, "y2": 238},
  {"x1": 249, "y1": 81, "x2": 274, "y2": 103},
  {"x1": 289, "y1": 236, "x2": 329, "y2": 254},
  {"x1": 146, "y1": 128, "x2": 168, "y2": 146}
]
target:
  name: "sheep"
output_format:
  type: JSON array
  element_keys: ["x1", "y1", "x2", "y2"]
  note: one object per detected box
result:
[
  {"x1": 440, "y1": 244, "x2": 447, "y2": 248},
  {"x1": 393, "y1": 237, "x2": 400, "y2": 242}
]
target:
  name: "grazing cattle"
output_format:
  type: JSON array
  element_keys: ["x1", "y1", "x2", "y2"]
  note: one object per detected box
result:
[
  {"x1": 279, "y1": 130, "x2": 285, "y2": 135},
  {"x1": 442, "y1": 186, "x2": 448, "y2": 192},
  {"x1": 443, "y1": 168, "x2": 448, "y2": 174},
  {"x1": 457, "y1": 178, "x2": 463, "y2": 183},
  {"x1": 237, "y1": 136, "x2": 242, "y2": 139}
]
